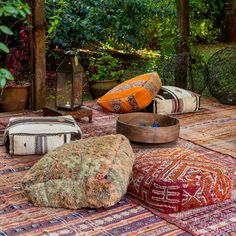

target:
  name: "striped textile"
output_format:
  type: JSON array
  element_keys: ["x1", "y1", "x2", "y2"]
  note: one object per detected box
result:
[
  {"x1": 152, "y1": 86, "x2": 200, "y2": 114},
  {"x1": 174, "y1": 98, "x2": 236, "y2": 158},
  {"x1": 4, "y1": 116, "x2": 82, "y2": 155}
]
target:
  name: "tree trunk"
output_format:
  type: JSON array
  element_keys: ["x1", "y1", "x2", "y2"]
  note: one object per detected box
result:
[
  {"x1": 175, "y1": 0, "x2": 190, "y2": 89},
  {"x1": 225, "y1": 0, "x2": 236, "y2": 43},
  {"x1": 32, "y1": 0, "x2": 46, "y2": 110},
  {"x1": 27, "y1": 2, "x2": 34, "y2": 109}
]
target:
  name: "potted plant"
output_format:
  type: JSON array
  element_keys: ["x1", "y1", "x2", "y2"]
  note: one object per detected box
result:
[
  {"x1": 0, "y1": 68, "x2": 14, "y2": 102},
  {"x1": 0, "y1": 73, "x2": 31, "y2": 112},
  {"x1": 0, "y1": 1, "x2": 31, "y2": 112},
  {"x1": 86, "y1": 53, "x2": 124, "y2": 99}
]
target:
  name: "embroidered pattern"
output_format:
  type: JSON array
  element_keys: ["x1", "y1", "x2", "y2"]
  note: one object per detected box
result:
[
  {"x1": 128, "y1": 96, "x2": 139, "y2": 111},
  {"x1": 97, "y1": 72, "x2": 162, "y2": 113},
  {"x1": 128, "y1": 147, "x2": 233, "y2": 214},
  {"x1": 110, "y1": 99, "x2": 124, "y2": 113}
]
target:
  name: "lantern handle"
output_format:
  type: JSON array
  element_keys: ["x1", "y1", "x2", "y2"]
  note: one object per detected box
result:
[{"x1": 65, "y1": 50, "x2": 79, "y2": 56}]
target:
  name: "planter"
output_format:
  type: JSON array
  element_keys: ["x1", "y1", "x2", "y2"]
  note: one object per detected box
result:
[
  {"x1": 0, "y1": 85, "x2": 29, "y2": 112},
  {"x1": 89, "y1": 79, "x2": 119, "y2": 99}
]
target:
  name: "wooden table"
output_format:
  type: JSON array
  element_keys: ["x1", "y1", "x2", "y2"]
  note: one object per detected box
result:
[{"x1": 44, "y1": 105, "x2": 93, "y2": 123}]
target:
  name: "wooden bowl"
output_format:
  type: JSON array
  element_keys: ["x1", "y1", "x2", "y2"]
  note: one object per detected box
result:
[{"x1": 116, "y1": 112, "x2": 180, "y2": 143}]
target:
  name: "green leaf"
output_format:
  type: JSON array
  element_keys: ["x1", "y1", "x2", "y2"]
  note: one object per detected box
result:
[
  {"x1": 0, "y1": 25, "x2": 13, "y2": 35},
  {"x1": 0, "y1": 42, "x2": 10, "y2": 53},
  {"x1": 3, "y1": 5, "x2": 18, "y2": 15},
  {"x1": 25, "y1": 8, "x2": 31, "y2": 15},
  {"x1": 0, "y1": 68, "x2": 14, "y2": 81},
  {"x1": 8, "y1": 73, "x2": 14, "y2": 81},
  {"x1": 0, "y1": 79, "x2": 6, "y2": 89},
  {"x1": 19, "y1": 9, "x2": 26, "y2": 18}
]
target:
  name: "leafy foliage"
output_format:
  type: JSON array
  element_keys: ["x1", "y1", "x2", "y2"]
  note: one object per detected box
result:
[
  {"x1": 0, "y1": 68, "x2": 14, "y2": 89},
  {"x1": 190, "y1": 0, "x2": 226, "y2": 43},
  {"x1": 46, "y1": 0, "x2": 226, "y2": 53},
  {"x1": 86, "y1": 53, "x2": 124, "y2": 81},
  {"x1": 0, "y1": 0, "x2": 30, "y2": 89},
  {"x1": 46, "y1": 0, "x2": 157, "y2": 50},
  {"x1": 5, "y1": 25, "x2": 31, "y2": 85},
  {"x1": 0, "y1": 0, "x2": 30, "y2": 54}
]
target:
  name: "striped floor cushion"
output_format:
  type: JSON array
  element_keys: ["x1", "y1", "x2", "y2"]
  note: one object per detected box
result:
[
  {"x1": 149, "y1": 86, "x2": 200, "y2": 114},
  {"x1": 4, "y1": 116, "x2": 82, "y2": 155},
  {"x1": 128, "y1": 147, "x2": 233, "y2": 213}
]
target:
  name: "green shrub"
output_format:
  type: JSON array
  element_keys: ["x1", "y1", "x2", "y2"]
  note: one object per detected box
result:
[
  {"x1": 0, "y1": 0, "x2": 30, "y2": 89},
  {"x1": 86, "y1": 53, "x2": 124, "y2": 81}
]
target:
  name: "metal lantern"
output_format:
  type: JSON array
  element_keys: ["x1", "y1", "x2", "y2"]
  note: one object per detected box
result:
[{"x1": 56, "y1": 53, "x2": 84, "y2": 110}]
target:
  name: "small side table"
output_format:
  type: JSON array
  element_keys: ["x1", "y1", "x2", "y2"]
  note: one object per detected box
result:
[{"x1": 44, "y1": 105, "x2": 93, "y2": 123}]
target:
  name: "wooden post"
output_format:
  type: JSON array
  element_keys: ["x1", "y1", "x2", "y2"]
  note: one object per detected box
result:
[
  {"x1": 32, "y1": 0, "x2": 46, "y2": 110},
  {"x1": 225, "y1": 0, "x2": 236, "y2": 43},
  {"x1": 175, "y1": 0, "x2": 190, "y2": 89},
  {"x1": 27, "y1": 2, "x2": 34, "y2": 110}
]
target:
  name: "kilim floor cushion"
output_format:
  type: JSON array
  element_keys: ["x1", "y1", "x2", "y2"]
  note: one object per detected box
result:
[
  {"x1": 146, "y1": 85, "x2": 200, "y2": 114},
  {"x1": 97, "y1": 72, "x2": 162, "y2": 113},
  {"x1": 22, "y1": 134, "x2": 135, "y2": 209},
  {"x1": 128, "y1": 147, "x2": 233, "y2": 214},
  {"x1": 4, "y1": 116, "x2": 82, "y2": 155}
]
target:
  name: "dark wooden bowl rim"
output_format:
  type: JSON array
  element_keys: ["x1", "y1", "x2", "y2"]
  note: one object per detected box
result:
[{"x1": 117, "y1": 112, "x2": 179, "y2": 128}]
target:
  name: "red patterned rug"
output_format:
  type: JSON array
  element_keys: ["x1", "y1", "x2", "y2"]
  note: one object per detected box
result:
[{"x1": 0, "y1": 99, "x2": 235, "y2": 235}]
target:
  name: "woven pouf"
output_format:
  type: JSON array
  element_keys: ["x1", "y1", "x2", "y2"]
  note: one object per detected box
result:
[
  {"x1": 22, "y1": 134, "x2": 135, "y2": 209},
  {"x1": 128, "y1": 147, "x2": 233, "y2": 213}
]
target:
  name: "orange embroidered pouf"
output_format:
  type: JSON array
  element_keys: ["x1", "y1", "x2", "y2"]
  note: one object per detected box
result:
[
  {"x1": 97, "y1": 72, "x2": 162, "y2": 113},
  {"x1": 128, "y1": 147, "x2": 233, "y2": 213}
]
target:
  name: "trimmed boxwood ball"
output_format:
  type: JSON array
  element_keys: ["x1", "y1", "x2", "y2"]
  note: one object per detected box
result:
[{"x1": 22, "y1": 134, "x2": 135, "y2": 209}]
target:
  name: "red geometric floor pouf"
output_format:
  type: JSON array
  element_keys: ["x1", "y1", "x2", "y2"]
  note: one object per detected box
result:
[{"x1": 128, "y1": 147, "x2": 233, "y2": 213}]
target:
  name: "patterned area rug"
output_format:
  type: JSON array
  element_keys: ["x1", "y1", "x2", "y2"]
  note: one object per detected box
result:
[
  {"x1": 175, "y1": 98, "x2": 236, "y2": 158},
  {"x1": 0, "y1": 145, "x2": 188, "y2": 236},
  {"x1": 85, "y1": 98, "x2": 236, "y2": 158},
  {"x1": 0, "y1": 98, "x2": 235, "y2": 235},
  {"x1": 0, "y1": 110, "x2": 188, "y2": 236}
]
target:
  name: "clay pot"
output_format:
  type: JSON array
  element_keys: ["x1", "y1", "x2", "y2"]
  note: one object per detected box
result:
[
  {"x1": 0, "y1": 85, "x2": 29, "y2": 112},
  {"x1": 89, "y1": 79, "x2": 118, "y2": 99}
]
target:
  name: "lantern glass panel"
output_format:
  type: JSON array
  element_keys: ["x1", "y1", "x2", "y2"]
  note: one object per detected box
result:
[
  {"x1": 56, "y1": 72, "x2": 73, "y2": 109},
  {"x1": 73, "y1": 72, "x2": 83, "y2": 108},
  {"x1": 56, "y1": 55, "x2": 84, "y2": 110}
]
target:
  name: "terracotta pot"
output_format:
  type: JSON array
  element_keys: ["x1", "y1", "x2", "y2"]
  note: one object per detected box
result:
[
  {"x1": 89, "y1": 79, "x2": 119, "y2": 99},
  {"x1": 0, "y1": 86, "x2": 29, "y2": 112}
]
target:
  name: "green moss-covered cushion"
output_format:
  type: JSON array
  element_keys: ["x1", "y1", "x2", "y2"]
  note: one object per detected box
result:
[{"x1": 22, "y1": 134, "x2": 135, "y2": 209}]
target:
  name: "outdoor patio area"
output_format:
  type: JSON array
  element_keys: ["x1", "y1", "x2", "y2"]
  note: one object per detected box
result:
[
  {"x1": 0, "y1": 97, "x2": 235, "y2": 236},
  {"x1": 1, "y1": 1, "x2": 236, "y2": 235}
]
